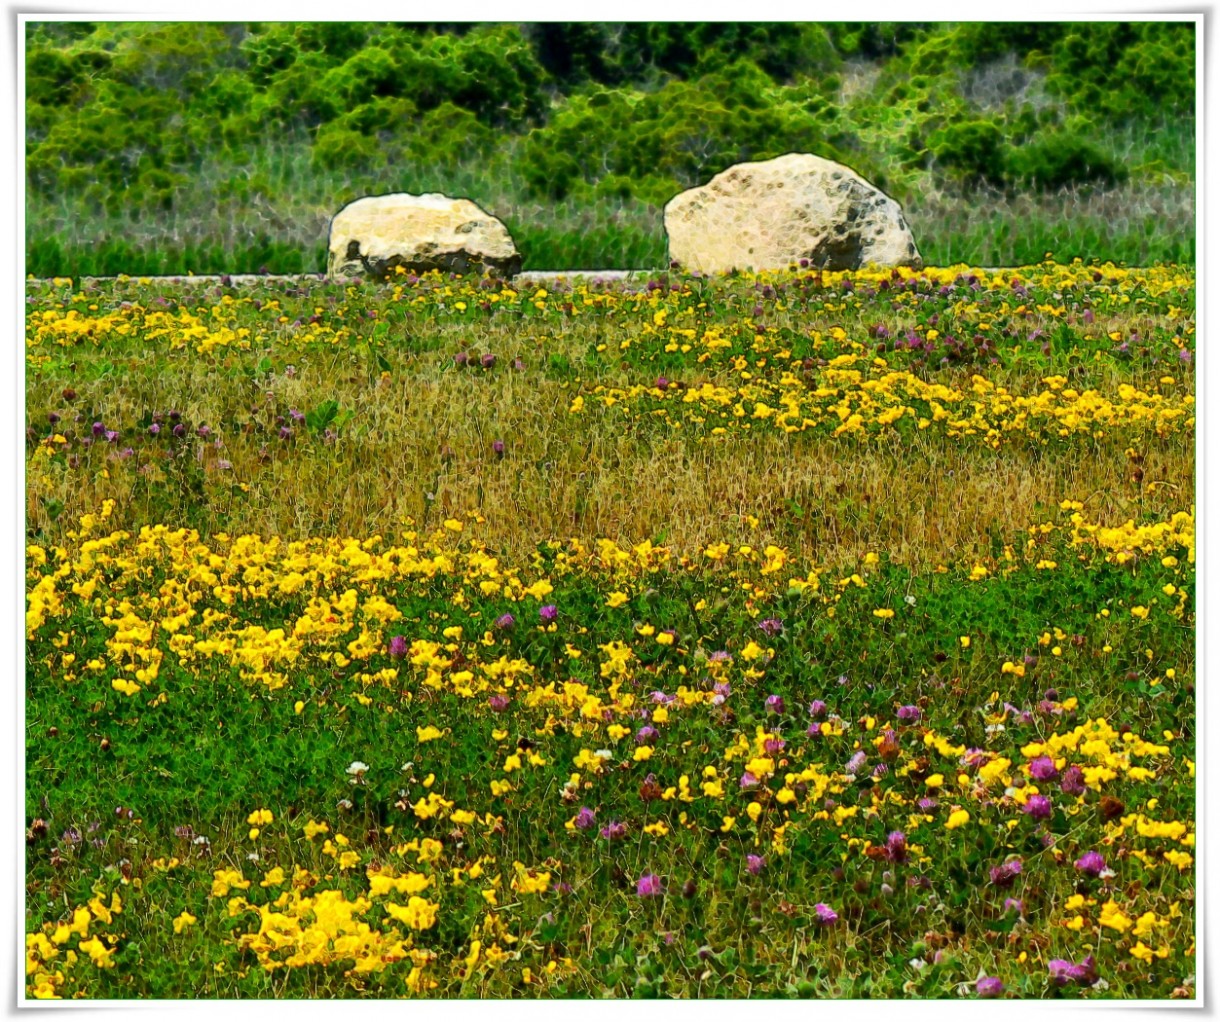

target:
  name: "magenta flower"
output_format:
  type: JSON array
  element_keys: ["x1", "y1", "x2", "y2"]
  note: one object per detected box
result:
[
  {"x1": 1029, "y1": 756, "x2": 1059, "y2": 781},
  {"x1": 845, "y1": 751, "x2": 867, "y2": 775},
  {"x1": 1048, "y1": 955, "x2": 1098, "y2": 988},
  {"x1": 1075, "y1": 850, "x2": 1107, "y2": 877},
  {"x1": 1060, "y1": 766, "x2": 1086, "y2": 796},
  {"x1": 989, "y1": 859, "x2": 1023, "y2": 887},
  {"x1": 808, "y1": 700, "x2": 827, "y2": 719},
  {"x1": 634, "y1": 726, "x2": 658, "y2": 744},
  {"x1": 636, "y1": 872, "x2": 664, "y2": 897},
  {"x1": 885, "y1": 831, "x2": 907, "y2": 863},
  {"x1": 976, "y1": 976, "x2": 1004, "y2": 998},
  {"x1": 763, "y1": 736, "x2": 785, "y2": 755},
  {"x1": 480, "y1": 352, "x2": 496, "y2": 368},
  {"x1": 739, "y1": 771, "x2": 760, "y2": 789},
  {"x1": 746, "y1": 854, "x2": 765, "y2": 875},
  {"x1": 896, "y1": 704, "x2": 921, "y2": 723},
  {"x1": 813, "y1": 903, "x2": 838, "y2": 924},
  {"x1": 765, "y1": 694, "x2": 785, "y2": 714},
  {"x1": 387, "y1": 635, "x2": 408, "y2": 658},
  {"x1": 1023, "y1": 794, "x2": 1052, "y2": 820},
  {"x1": 488, "y1": 694, "x2": 509, "y2": 712},
  {"x1": 600, "y1": 821, "x2": 627, "y2": 841},
  {"x1": 495, "y1": 613, "x2": 515, "y2": 630},
  {"x1": 540, "y1": 604, "x2": 558, "y2": 623},
  {"x1": 574, "y1": 807, "x2": 596, "y2": 830},
  {"x1": 759, "y1": 618, "x2": 783, "y2": 637},
  {"x1": 493, "y1": 439, "x2": 505, "y2": 456}
]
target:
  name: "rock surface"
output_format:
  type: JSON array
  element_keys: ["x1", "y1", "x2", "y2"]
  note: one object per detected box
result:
[
  {"x1": 327, "y1": 193, "x2": 521, "y2": 279},
  {"x1": 664, "y1": 153, "x2": 922, "y2": 274}
]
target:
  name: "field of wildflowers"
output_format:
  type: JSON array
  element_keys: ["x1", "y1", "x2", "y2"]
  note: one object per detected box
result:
[{"x1": 25, "y1": 261, "x2": 1195, "y2": 999}]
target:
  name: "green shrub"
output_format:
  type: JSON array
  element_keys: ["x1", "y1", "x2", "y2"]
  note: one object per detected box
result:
[
  {"x1": 1005, "y1": 131, "x2": 1127, "y2": 191},
  {"x1": 927, "y1": 118, "x2": 1008, "y2": 186}
]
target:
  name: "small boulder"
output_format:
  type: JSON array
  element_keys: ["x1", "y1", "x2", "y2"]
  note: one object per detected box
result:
[
  {"x1": 327, "y1": 193, "x2": 522, "y2": 279},
  {"x1": 664, "y1": 153, "x2": 922, "y2": 274}
]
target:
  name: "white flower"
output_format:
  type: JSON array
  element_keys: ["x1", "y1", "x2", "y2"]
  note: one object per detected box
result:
[
  {"x1": 594, "y1": 749, "x2": 613, "y2": 761},
  {"x1": 347, "y1": 761, "x2": 369, "y2": 776}
]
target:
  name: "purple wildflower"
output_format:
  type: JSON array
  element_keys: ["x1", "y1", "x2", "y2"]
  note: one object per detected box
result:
[
  {"x1": 765, "y1": 694, "x2": 785, "y2": 714},
  {"x1": 1003, "y1": 898, "x2": 1024, "y2": 916},
  {"x1": 454, "y1": 351, "x2": 469, "y2": 366},
  {"x1": 813, "y1": 903, "x2": 839, "y2": 924},
  {"x1": 92, "y1": 422, "x2": 104, "y2": 436},
  {"x1": 845, "y1": 751, "x2": 867, "y2": 776},
  {"x1": 746, "y1": 854, "x2": 765, "y2": 875},
  {"x1": 480, "y1": 352, "x2": 496, "y2": 368},
  {"x1": 885, "y1": 831, "x2": 907, "y2": 863},
  {"x1": 976, "y1": 976, "x2": 1004, "y2": 998},
  {"x1": 759, "y1": 618, "x2": 783, "y2": 637},
  {"x1": 1048, "y1": 955, "x2": 1098, "y2": 988},
  {"x1": 634, "y1": 726, "x2": 658, "y2": 744},
  {"x1": 990, "y1": 859, "x2": 1023, "y2": 887},
  {"x1": 493, "y1": 439, "x2": 505, "y2": 457},
  {"x1": 495, "y1": 613, "x2": 515, "y2": 630},
  {"x1": 540, "y1": 604, "x2": 558, "y2": 623},
  {"x1": 897, "y1": 704, "x2": 921, "y2": 723},
  {"x1": 636, "y1": 872, "x2": 664, "y2": 897},
  {"x1": 917, "y1": 797, "x2": 939, "y2": 811},
  {"x1": 1029, "y1": 756, "x2": 1059, "y2": 781},
  {"x1": 739, "y1": 771, "x2": 759, "y2": 789},
  {"x1": 387, "y1": 635, "x2": 408, "y2": 658},
  {"x1": 1060, "y1": 765, "x2": 1086, "y2": 796},
  {"x1": 808, "y1": 699, "x2": 827, "y2": 719},
  {"x1": 574, "y1": 807, "x2": 596, "y2": 830},
  {"x1": 763, "y1": 737, "x2": 785, "y2": 755},
  {"x1": 600, "y1": 821, "x2": 627, "y2": 841},
  {"x1": 1075, "y1": 851, "x2": 1107, "y2": 877},
  {"x1": 1023, "y1": 794, "x2": 1053, "y2": 820},
  {"x1": 488, "y1": 694, "x2": 509, "y2": 712}
]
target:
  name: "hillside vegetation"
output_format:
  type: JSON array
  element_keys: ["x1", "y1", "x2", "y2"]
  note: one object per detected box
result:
[{"x1": 24, "y1": 21, "x2": 1195, "y2": 274}]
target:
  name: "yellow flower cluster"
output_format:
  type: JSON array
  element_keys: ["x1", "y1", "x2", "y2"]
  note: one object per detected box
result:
[{"x1": 25, "y1": 891, "x2": 122, "y2": 999}]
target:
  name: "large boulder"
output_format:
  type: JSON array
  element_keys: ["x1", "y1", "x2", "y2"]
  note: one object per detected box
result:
[
  {"x1": 327, "y1": 193, "x2": 522, "y2": 279},
  {"x1": 664, "y1": 153, "x2": 922, "y2": 274}
]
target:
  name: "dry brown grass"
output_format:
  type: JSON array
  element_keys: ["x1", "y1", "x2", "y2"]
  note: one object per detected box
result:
[{"x1": 26, "y1": 308, "x2": 1193, "y2": 569}]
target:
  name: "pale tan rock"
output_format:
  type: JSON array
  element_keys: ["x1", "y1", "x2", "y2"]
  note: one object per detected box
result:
[
  {"x1": 327, "y1": 193, "x2": 521, "y2": 279},
  {"x1": 664, "y1": 153, "x2": 922, "y2": 274}
]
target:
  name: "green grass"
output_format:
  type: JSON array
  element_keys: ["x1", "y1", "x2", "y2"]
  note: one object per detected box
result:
[
  {"x1": 24, "y1": 266, "x2": 1196, "y2": 1000},
  {"x1": 24, "y1": 125, "x2": 1194, "y2": 277}
]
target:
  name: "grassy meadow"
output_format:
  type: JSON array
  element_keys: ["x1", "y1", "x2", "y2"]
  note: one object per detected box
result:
[{"x1": 24, "y1": 261, "x2": 1195, "y2": 999}]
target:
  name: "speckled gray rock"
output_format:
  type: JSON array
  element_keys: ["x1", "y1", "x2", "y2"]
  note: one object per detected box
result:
[
  {"x1": 327, "y1": 193, "x2": 521, "y2": 279},
  {"x1": 664, "y1": 153, "x2": 922, "y2": 274}
]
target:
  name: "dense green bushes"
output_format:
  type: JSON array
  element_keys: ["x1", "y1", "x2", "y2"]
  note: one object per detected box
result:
[{"x1": 23, "y1": 21, "x2": 1196, "y2": 273}]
